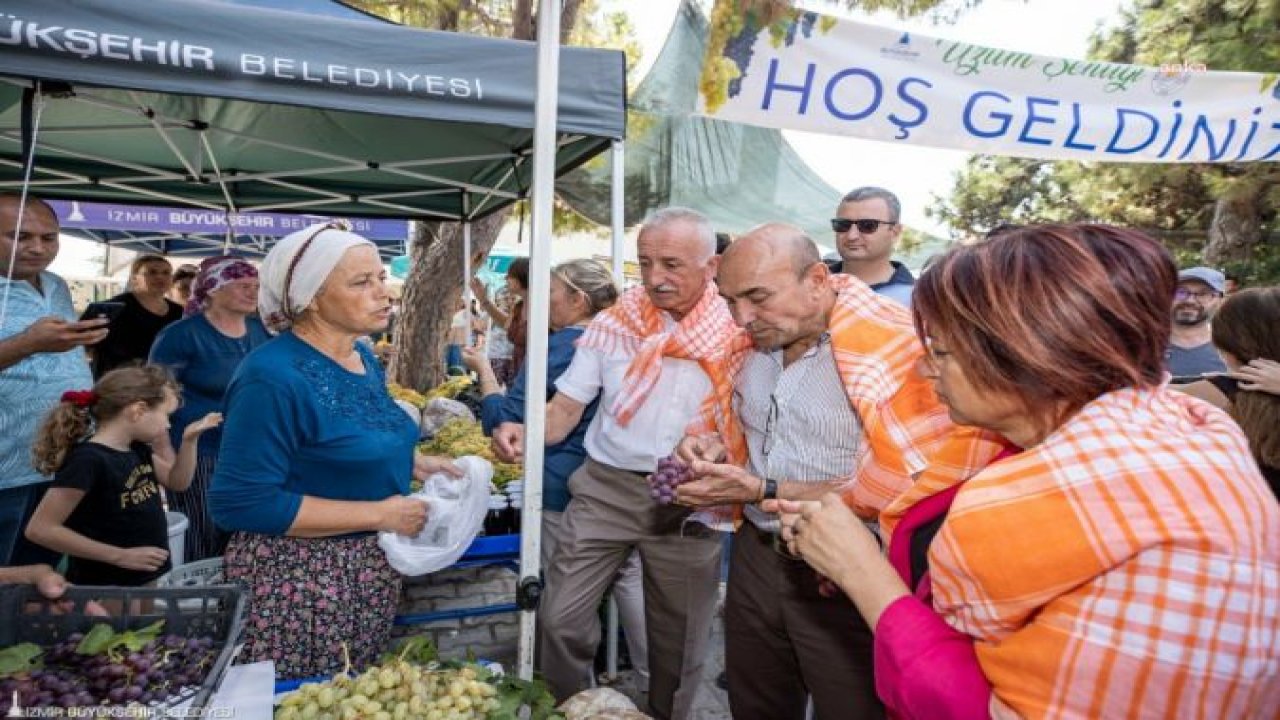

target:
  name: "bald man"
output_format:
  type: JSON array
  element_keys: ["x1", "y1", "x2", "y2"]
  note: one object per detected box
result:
[
  {"x1": 0, "y1": 194, "x2": 108, "y2": 567},
  {"x1": 673, "y1": 224, "x2": 1001, "y2": 719}
]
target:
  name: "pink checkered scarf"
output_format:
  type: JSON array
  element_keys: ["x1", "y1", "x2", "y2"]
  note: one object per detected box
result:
[{"x1": 576, "y1": 282, "x2": 751, "y2": 427}]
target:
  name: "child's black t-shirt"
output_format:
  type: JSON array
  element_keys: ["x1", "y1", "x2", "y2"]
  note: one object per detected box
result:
[{"x1": 52, "y1": 441, "x2": 172, "y2": 586}]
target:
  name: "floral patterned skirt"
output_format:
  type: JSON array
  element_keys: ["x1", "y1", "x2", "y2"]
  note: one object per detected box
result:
[{"x1": 224, "y1": 532, "x2": 401, "y2": 680}]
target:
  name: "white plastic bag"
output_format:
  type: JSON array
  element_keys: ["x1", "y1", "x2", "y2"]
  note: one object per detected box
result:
[
  {"x1": 559, "y1": 688, "x2": 650, "y2": 719},
  {"x1": 378, "y1": 456, "x2": 493, "y2": 576},
  {"x1": 420, "y1": 397, "x2": 475, "y2": 438}
]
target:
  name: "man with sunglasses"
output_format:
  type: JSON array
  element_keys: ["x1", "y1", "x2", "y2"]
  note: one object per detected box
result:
[
  {"x1": 824, "y1": 187, "x2": 915, "y2": 307},
  {"x1": 1167, "y1": 266, "x2": 1228, "y2": 379}
]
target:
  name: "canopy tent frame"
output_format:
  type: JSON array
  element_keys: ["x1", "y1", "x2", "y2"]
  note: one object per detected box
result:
[{"x1": 0, "y1": 79, "x2": 606, "y2": 225}]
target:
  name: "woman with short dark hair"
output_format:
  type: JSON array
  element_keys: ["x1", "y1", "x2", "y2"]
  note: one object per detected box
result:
[
  {"x1": 168, "y1": 263, "x2": 199, "y2": 307},
  {"x1": 471, "y1": 257, "x2": 529, "y2": 386},
  {"x1": 776, "y1": 224, "x2": 1280, "y2": 719}
]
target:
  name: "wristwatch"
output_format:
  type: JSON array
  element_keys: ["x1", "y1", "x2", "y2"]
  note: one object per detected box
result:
[{"x1": 761, "y1": 477, "x2": 778, "y2": 501}]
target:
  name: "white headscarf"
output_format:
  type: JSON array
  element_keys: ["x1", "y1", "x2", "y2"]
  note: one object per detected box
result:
[{"x1": 259, "y1": 222, "x2": 375, "y2": 333}]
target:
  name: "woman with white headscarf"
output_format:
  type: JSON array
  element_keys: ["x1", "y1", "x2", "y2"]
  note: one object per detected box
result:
[
  {"x1": 209, "y1": 223, "x2": 462, "y2": 679},
  {"x1": 149, "y1": 256, "x2": 270, "y2": 562}
]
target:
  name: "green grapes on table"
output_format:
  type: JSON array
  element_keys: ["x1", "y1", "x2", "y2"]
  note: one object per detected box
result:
[
  {"x1": 417, "y1": 419, "x2": 522, "y2": 490},
  {"x1": 275, "y1": 661, "x2": 500, "y2": 720}
]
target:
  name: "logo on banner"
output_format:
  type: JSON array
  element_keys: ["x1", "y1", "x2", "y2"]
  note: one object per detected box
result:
[
  {"x1": 880, "y1": 32, "x2": 920, "y2": 62},
  {"x1": 1151, "y1": 70, "x2": 1191, "y2": 97},
  {"x1": 1151, "y1": 62, "x2": 1206, "y2": 97}
]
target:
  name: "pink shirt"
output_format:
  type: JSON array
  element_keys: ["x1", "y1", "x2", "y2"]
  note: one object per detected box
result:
[{"x1": 874, "y1": 451, "x2": 1015, "y2": 720}]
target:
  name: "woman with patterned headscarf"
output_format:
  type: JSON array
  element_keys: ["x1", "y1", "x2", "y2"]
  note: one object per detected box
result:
[
  {"x1": 148, "y1": 256, "x2": 270, "y2": 561},
  {"x1": 208, "y1": 223, "x2": 462, "y2": 680}
]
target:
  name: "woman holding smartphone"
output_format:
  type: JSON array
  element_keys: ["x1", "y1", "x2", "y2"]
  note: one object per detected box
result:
[{"x1": 91, "y1": 254, "x2": 182, "y2": 378}]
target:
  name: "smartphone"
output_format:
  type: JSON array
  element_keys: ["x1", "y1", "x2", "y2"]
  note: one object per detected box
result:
[{"x1": 79, "y1": 301, "x2": 125, "y2": 323}]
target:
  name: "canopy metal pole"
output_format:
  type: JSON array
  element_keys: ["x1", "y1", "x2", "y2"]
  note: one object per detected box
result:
[
  {"x1": 462, "y1": 196, "x2": 473, "y2": 348},
  {"x1": 1, "y1": 82, "x2": 45, "y2": 331},
  {"x1": 604, "y1": 137, "x2": 625, "y2": 681},
  {"x1": 517, "y1": 0, "x2": 560, "y2": 682},
  {"x1": 609, "y1": 140, "x2": 625, "y2": 284}
]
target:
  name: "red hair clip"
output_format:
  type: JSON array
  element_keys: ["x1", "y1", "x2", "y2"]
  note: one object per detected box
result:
[{"x1": 60, "y1": 390, "x2": 97, "y2": 408}]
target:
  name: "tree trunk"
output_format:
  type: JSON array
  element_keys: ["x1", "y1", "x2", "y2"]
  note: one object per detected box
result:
[
  {"x1": 390, "y1": 211, "x2": 508, "y2": 390},
  {"x1": 1203, "y1": 182, "x2": 1262, "y2": 266},
  {"x1": 388, "y1": 0, "x2": 586, "y2": 392},
  {"x1": 512, "y1": 0, "x2": 534, "y2": 41},
  {"x1": 560, "y1": 0, "x2": 584, "y2": 41},
  {"x1": 517, "y1": 0, "x2": 583, "y2": 42}
]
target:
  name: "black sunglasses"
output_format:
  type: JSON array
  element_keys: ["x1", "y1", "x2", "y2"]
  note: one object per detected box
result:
[{"x1": 831, "y1": 218, "x2": 896, "y2": 234}]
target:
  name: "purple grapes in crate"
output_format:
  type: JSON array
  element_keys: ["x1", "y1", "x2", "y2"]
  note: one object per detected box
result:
[
  {"x1": 649, "y1": 455, "x2": 692, "y2": 505},
  {"x1": 0, "y1": 631, "x2": 218, "y2": 713}
]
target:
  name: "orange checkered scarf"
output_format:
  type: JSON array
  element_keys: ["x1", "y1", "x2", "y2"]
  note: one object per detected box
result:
[
  {"x1": 577, "y1": 282, "x2": 751, "y2": 427},
  {"x1": 927, "y1": 387, "x2": 1280, "y2": 718},
  {"x1": 692, "y1": 273, "x2": 1005, "y2": 524}
]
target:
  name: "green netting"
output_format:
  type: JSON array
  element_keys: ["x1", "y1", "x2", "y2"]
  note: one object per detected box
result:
[{"x1": 558, "y1": 1, "x2": 840, "y2": 244}]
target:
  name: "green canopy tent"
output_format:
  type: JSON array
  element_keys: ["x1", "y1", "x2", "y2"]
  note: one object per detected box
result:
[
  {"x1": 0, "y1": 0, "x2": 624, "y2": 222},
  {"x1": 560, "y1": 0, "x2": 842, "y2": 246}
]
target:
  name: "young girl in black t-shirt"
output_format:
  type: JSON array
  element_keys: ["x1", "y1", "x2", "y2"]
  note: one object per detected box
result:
[{"x1": 25, "y1": 366, "x2": 222, "y2": 587}]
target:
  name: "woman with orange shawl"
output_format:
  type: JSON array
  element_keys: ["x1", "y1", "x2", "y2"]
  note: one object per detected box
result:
[{"x1": 775, "y1": 224, "x2": 1280, "y2": 719}]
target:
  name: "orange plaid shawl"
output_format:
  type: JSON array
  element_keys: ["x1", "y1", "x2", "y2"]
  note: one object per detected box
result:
[
  {"x1": 690, "y1": 274, "x2": 1006, "y2": 529},
  {"x1": 576, "y1": 282, "x2": 750, "y2": 428},
  {"x1": 925, "y1": 387, "x2": 1280, "y2": 718}
]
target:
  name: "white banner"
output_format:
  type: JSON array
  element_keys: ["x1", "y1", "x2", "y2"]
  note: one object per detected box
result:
[{"x1": 697, "y1": 6, "x2": 1280, "y2": 163}]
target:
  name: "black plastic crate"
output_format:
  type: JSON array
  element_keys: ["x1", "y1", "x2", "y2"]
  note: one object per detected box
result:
[{"x1": 0, "y1": 583, "x2": 245, "y2": 716}]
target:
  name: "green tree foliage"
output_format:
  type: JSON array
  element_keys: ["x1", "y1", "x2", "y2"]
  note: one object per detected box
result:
[{"x1": 932, "y1": 0, "x2": 1280, "y2": 284}]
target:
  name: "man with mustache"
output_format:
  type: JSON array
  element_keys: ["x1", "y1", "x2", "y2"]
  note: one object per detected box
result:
[
  {"x1": 0, "y1": 194, "x2": 109, "y2": 568},
  {"x1": 671, "y1": 224, "x2": 1003, "y2": 720},
  {"x1": 1167, "y1": 266, "x2": 1228, "y2": 378},
  {"x1": 492, "y1": 207, "x2": 741, "y2": 720},
  {"x1": 824, "y1": 186, "x2": 915, "y2": 307}
]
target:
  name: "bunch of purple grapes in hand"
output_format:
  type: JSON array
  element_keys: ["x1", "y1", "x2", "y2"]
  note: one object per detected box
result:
[{"x1": 649, "y1": 455, "x2": 692, "y2": 505}]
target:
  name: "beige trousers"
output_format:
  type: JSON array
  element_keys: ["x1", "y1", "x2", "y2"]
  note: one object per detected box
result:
[
  {"x1": 541, "y1": 509, "x2": 649, "y2": 684},
  {"x1": 539, "y1": 458, "x2": 722, "y2": 720}
]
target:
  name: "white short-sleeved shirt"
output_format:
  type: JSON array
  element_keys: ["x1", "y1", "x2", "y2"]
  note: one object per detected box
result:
[{"x1": 555, "y1": 316, "x2": 711, "y2": 473}]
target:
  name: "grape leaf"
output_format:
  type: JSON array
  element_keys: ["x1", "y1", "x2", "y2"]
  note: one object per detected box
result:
[
  {"x1": 486, "y1": 691, "x2": 524, "y2": 720},
  {"x1": 493, "y1": 675, "x2": 564, "y2": 720},
  {"x1": 115, "y1": 620, "x2": 164, "y2": 652},
  {"x1": 75, "y1": 624, "x2": 116, "y2": 655},
  {"x1": 468, "y1": 662, "x2": 494, "y2": 683},
  {"x1": 381, "y1": 635, "x2": 437, "y2": 666},
  {"x1": 0, "y1": 643, "x2": 43, "y2": 677}
]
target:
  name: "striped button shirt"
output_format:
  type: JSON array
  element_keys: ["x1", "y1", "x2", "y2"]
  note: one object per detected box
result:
[
  {"x1": 0, "y1": 272, "x2": 93, "y2": 490},
  {"x1": 736, "y1": 333, "x2": 862, "y2": 532}
]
